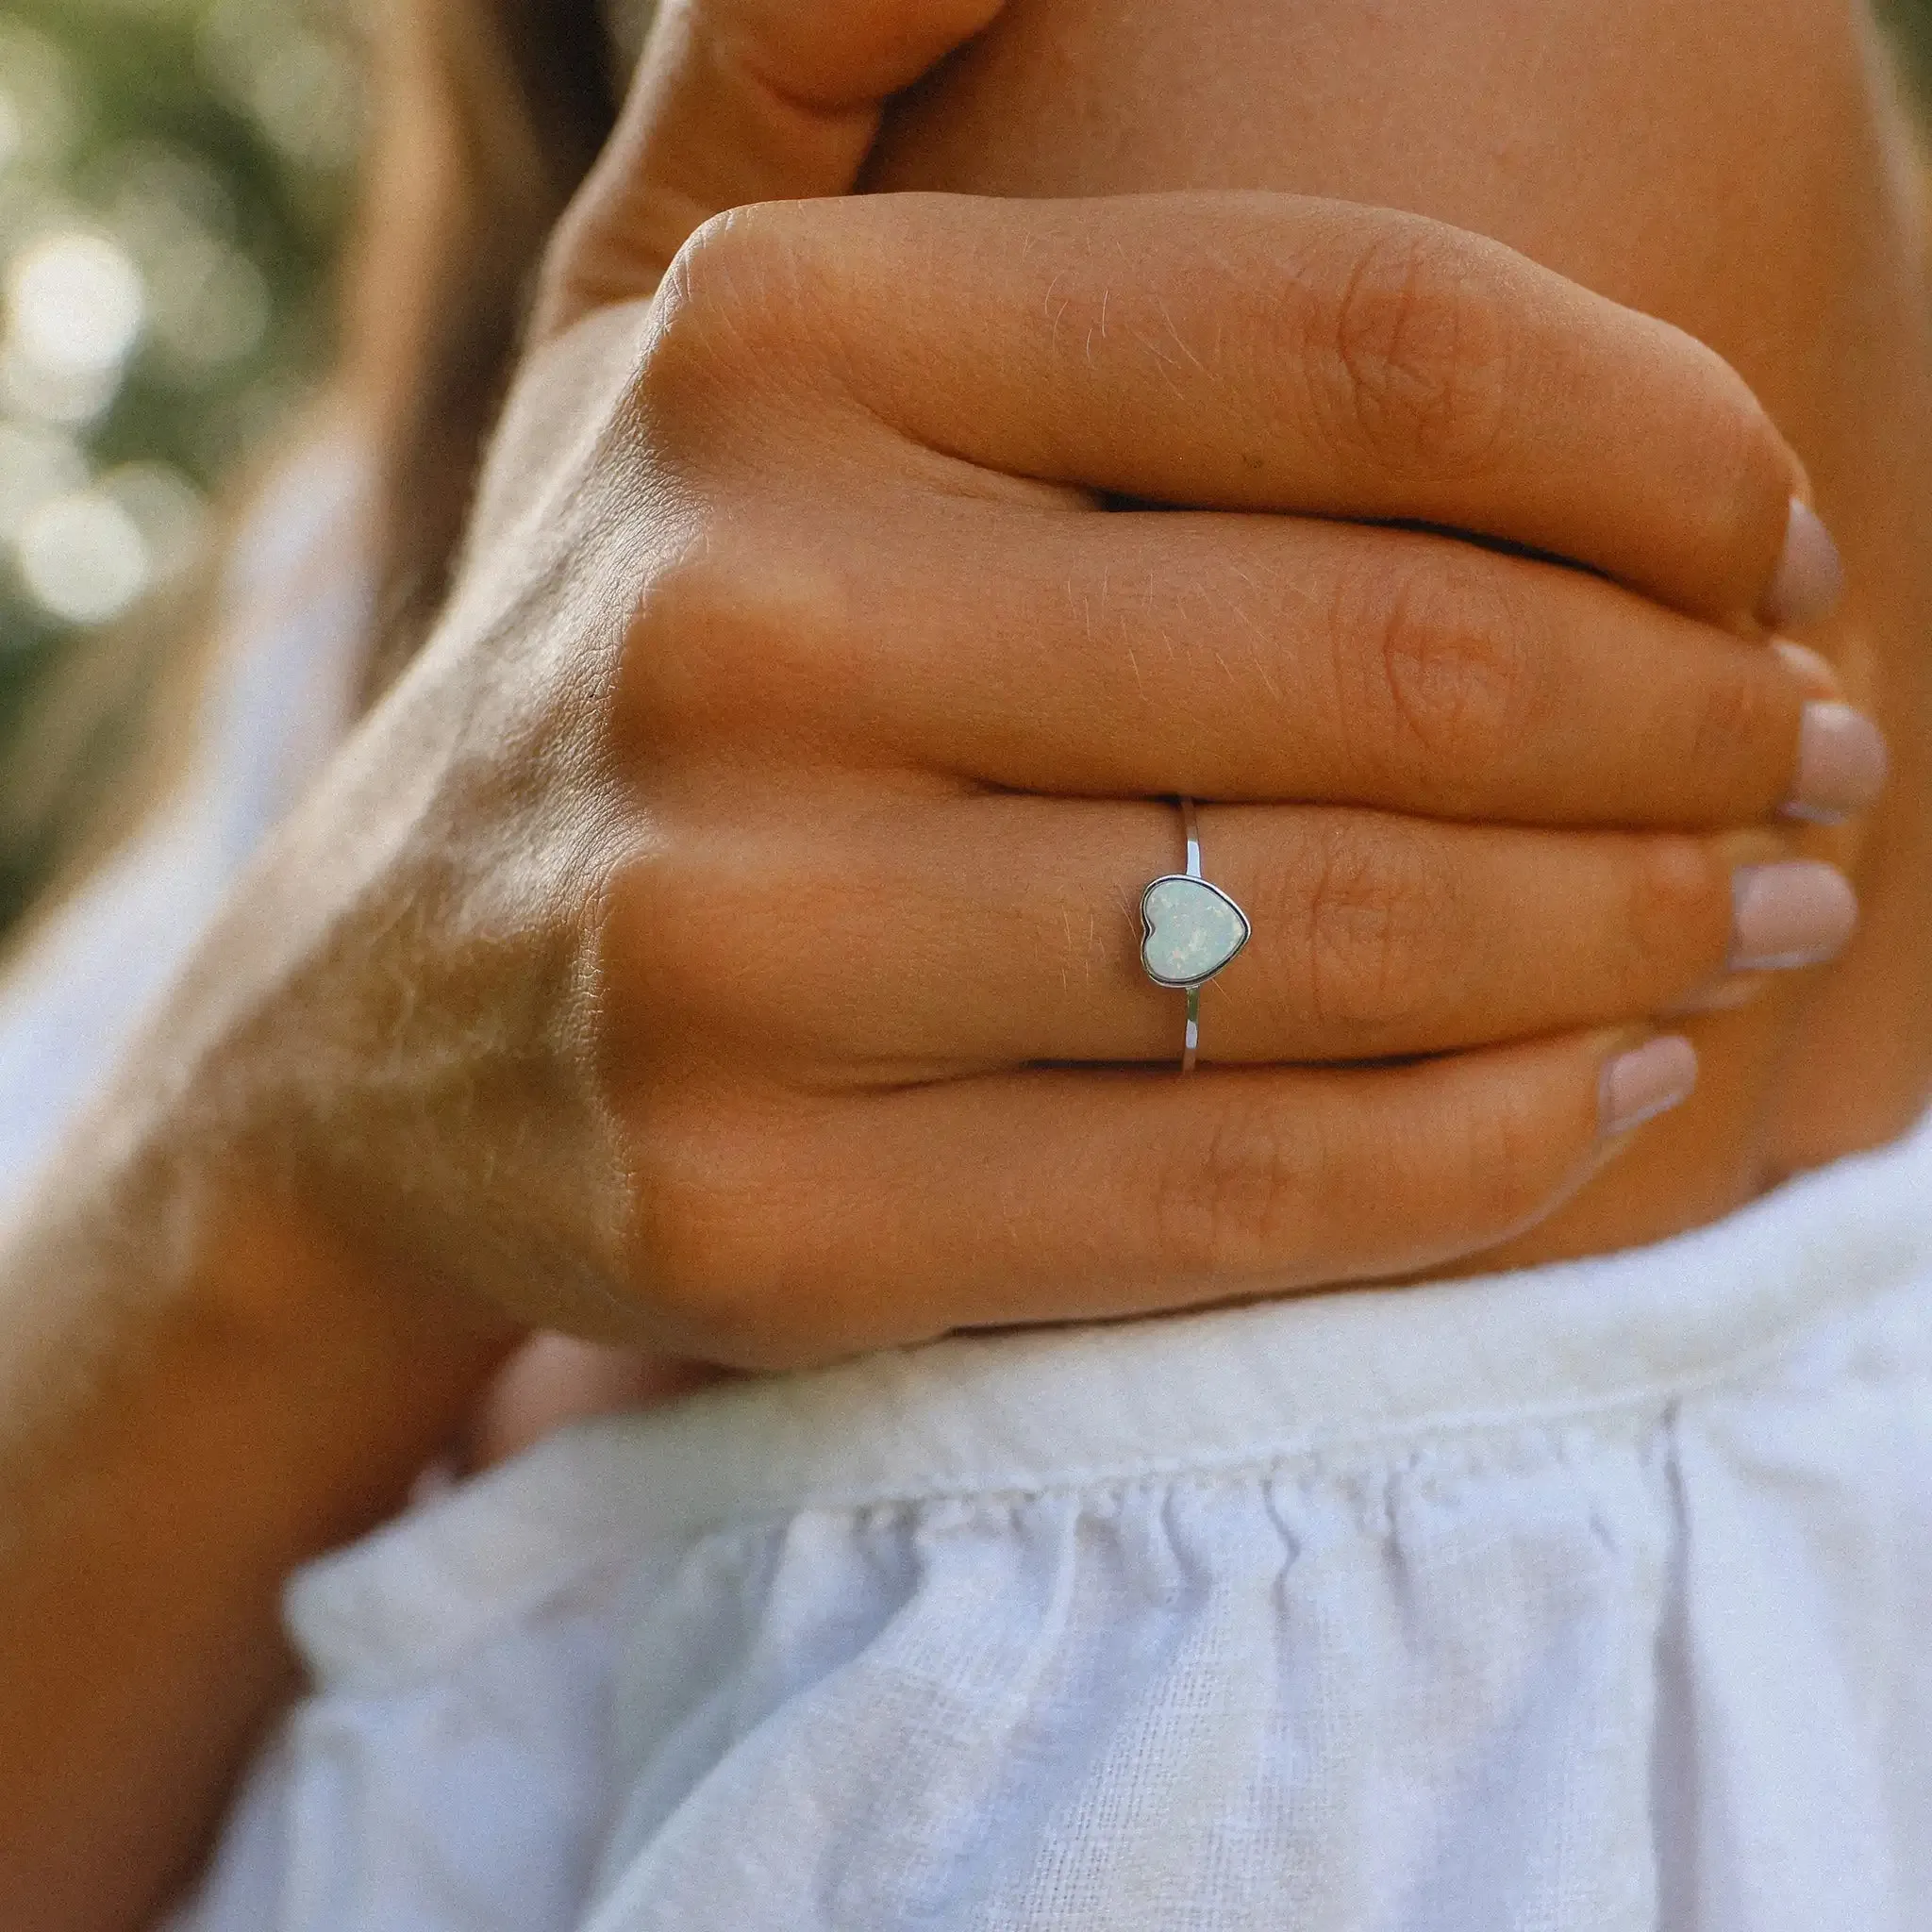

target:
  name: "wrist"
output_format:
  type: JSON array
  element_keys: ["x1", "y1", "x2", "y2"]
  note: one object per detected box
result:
[
  {"x1": 164, "y1": 1152, "x2": 524, "y2": 1520},
  {"x1": 6, "y1": 1121, "x2": 520, "y2": 1539},
  {"x1": 0, "y1": 1124, "x2": 521, "y2": 1929}
]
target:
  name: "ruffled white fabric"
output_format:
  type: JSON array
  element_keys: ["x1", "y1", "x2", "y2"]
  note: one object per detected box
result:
[{"x1": 164, "y1": 1106, "x2": 1932, "y2": 1931}]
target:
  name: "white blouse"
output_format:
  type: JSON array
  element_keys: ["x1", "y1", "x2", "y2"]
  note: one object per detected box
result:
[{"x1": 5, "y1": 440, "x2": 1931, "y2": 1932}]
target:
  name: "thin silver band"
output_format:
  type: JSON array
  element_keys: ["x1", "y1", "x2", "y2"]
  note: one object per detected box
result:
[
  {"x1": 1140, "y1": 796, "x2": 1250, "y2": 1074},
  {"x1": 1180, "y1": 796, "x2": 1204, "y2": 1074}
]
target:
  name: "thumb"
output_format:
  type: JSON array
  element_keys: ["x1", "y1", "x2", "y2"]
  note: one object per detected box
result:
[{"x1": 534, "y1": 0, "x2": 1005, "y2": 340}]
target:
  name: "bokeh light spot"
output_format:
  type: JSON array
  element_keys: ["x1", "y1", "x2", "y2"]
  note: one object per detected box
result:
[
  {"x1": 0, "y1": 339, "x2": 120, "y2": 426},
  {"x1": 198, "y1": 2, "x2": 363, "y2": 175},
  {"x1": 0, "y1": 419, "x2": 86, "y2": 542},
  {"x1": 0, "y1": 23, "x2": 82, "y2": 170},
  {"x1": 149, "y1": 236, "x2": 270, "y2": 378},
  {"x1": 6, "y1": 229, "x2": 145, "y2": 376},
  {"x1": 15, "y1": 488, "x2": 149, "y2": 625},
  {"x1": 100, "y1": 460, "x2": 208, "y2": 582}
]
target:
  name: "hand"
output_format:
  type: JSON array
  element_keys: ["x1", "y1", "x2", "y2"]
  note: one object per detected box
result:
[
  {"x1": 154, "y1": 8, "x2": 1878, "y2": 1374},
  {"x1": 124, "y1": 10, "x2": 1872, "y2": 1393}
]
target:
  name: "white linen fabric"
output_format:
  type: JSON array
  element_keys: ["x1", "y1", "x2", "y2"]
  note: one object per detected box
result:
[
  {"x1": 157, "y1": 1104, "x2": 1932, "y2": 1932},
  {"x1": 6, "y1": 438, "x2": 1932, "y2": 1931}
]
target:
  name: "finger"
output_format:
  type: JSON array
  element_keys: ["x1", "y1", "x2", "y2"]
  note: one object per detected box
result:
[
  {"x1": 724, "y1": 192, "x2": 1824, "y2": 626},
  {"x1": 535, "y1": 0, "x2": 1006, "y2": 338},
  {"x1": 691, "y1": 508, "x2": 1883, "y2": 827},
  {"x1": 629, "y1": 797, "x2": 1856, "y2": 1070},
  {"x1": 637, "y1": 1029, "x2": 1699, "y2": 1366},
  {"x1": 999, "y1": 810, "x2": 1855, "y2": 1067},
  {"x1": 465, "y1": 1338, "x2": 721, "y2": 1471}
]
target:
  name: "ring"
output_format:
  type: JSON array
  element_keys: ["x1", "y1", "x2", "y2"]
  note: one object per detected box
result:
[{"x1": 1140, "y1": 797, "x2": 1251, "y2": 1073}]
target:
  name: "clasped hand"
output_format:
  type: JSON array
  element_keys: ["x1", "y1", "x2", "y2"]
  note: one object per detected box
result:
[{"x1": 163, "y1": 4, "x2": 1870, "y2": 1371}]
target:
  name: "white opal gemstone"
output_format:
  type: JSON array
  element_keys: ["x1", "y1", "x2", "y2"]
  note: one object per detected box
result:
[{"x1": 1141, "y1": 875, "x2": 1251, "y2": 987}]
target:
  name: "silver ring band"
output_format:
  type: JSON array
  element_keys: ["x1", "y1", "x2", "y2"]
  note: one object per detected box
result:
[
  {"x1": 1180, "y1": 797, "x2": 1205, "y2": 1074},
  {"x1": 1140, "y1": 797, "x2": 1252, "y2": 1074}
]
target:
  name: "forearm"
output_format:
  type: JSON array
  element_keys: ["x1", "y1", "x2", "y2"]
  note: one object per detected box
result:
[{"x1": 0, "y1": 1145, "x2": 512, "y2": 1932}]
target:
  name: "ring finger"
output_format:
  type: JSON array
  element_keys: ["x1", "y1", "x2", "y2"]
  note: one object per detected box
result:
[{"x1": 635, "y1": 793, "x2": 1858, "y2": 1071}]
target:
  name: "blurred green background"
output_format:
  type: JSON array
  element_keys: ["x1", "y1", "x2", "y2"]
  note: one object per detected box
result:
[
  {"x1": 1, "y1": 0, "x2": 1931, "y2": 935},
  {"x1": 0, "y1": 0, "x2": 359, "y2": 929}
]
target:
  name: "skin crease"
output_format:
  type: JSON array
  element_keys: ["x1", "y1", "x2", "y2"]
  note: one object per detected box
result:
[{"x1": 863, "y1": 0, "x2": 1932, "y2": 1269}]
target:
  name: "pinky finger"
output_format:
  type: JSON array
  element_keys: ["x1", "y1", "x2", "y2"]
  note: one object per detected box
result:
[{"x1": 649, "y1": 1029, "x2": 1697, "y2": 1367}]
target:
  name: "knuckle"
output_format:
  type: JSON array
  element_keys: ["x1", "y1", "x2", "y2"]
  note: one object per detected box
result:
[
  {"x1": 652, "y1": 205, "x2": 791, "y2": 364},
  {"x1": 640, "y1": 1220, "x2": 770, "y2": 1358},
  {"x1": 1441, "y1": 1076, "x2": 1572, "y2": 1240},
  {"x1": 624, "y1": 1114, "x2": 727, "y2": 1320},
  {"x1": 1315, "y1": 225, "x2": 1515, "y2": 475},
  {"x1": 1624, "y1": 835, "x2": 1734, "y2": 980},
  {"x1": 1153, "y1": 1092, "x2": 1314, "y2": 1277},
  {"x1": 1679, "y1": 338, "x2": 1792, "y2": 567},
  {"x1": 603, "y1": 840, "x2": 755, "y2": 1035},
  {"x1": 1337, "y1": 551, "x2": 1539, "y2": 792},
  {"x1": 603, "y1": 824, "x2": 838, "y2": 1071},
  {"x1": 1285, "y1": 816, "x2": 1456, "y2": 1038},
  {"x1": 637, "y1": 225, "x2": 746, "y2": 419},
  {"x1": 629, "y1": 1144, "x2": 758, "y2": 1351},
  {"x1": 618, "y1": 547, "x2": 734, "y2": 750},
  {"x1": 1683, "y1": 658, "x2": 1788, "y2": 807},
  {"x1": 640, "y1": 203, "x2": 838, "y2": 430},
  {"x1": 626, "y1": 1105, "x2": 824, "y2": 1368},
  {"x1": 619, "y1": 535, "x2": 853, "y2": 752}
]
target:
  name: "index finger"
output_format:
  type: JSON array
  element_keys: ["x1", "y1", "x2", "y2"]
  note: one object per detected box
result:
[
  {"x1": 534, "y1": 0, "x2": 1008, "y2": 339},
  {"x1": 705, "y1": 191, "x2": 1834, "y2": 628}
]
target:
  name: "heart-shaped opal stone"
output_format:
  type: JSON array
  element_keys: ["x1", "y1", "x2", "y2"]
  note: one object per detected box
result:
[{"x1": 1141, "y1": 875, "x2": 1251, "y2": 987}]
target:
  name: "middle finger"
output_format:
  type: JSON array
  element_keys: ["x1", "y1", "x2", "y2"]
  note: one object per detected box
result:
[{"x1": 722, "y1": 506, "x2": 1878, "y2": 830}]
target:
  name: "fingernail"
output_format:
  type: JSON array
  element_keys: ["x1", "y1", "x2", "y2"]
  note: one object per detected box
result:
[
  {"x1": 1770, "y1": 638, "x2": 1843, "y2": 700},
  {"x1": 1729, "y1": 860, "x2": 1857, "y2": 971},
  {"x1": 1599, "y1": 1035, "x2": 1699, "y2": 1138},
  {"x1": 1782, "y1": 702, "x2": 1890, "y2": 825},
  {"x1": 1759, "y1": 498, "x2": 1844, "y2": 631}
]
